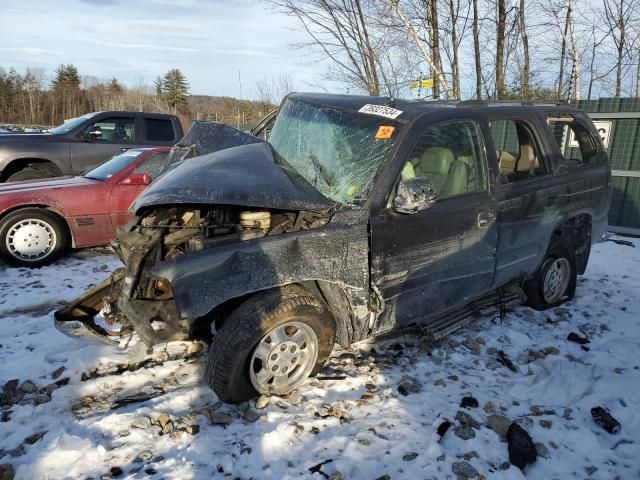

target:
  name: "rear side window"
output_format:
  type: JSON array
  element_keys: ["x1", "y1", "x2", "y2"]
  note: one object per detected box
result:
[
  {"x1": 490, "y1": 119, "x2": 548, "y2": 183},
  {"x1": 144, "y1": 118, "x2": 175, "y2": 142},
  {"x1": 547, "y1": 116, "x2": 599, "y2": 165},
  {"x1": 401, "y1": 120, "x2": 488, "y2": 200}
]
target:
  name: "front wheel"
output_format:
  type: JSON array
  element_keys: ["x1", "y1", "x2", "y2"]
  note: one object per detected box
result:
[
  {"x1": 205, "y1": 285, "x2": 336, "y2": 403},
  {"x1": 524, "y1": 236, "x2": 577, "y2": 310},
  {"x1": 0, "y1": 208, "x2": 69, "y2": 267}
]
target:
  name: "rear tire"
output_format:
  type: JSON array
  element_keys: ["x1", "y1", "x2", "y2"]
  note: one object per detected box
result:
[
  {"x1": 524, "y1": 236, "x2": 577, "y2": 310},
  {"x1": 6, "y1": 167, "x2": 54, "y2": 182},
  {"x1": 205, "y1": 285, "x2": 335, "y2": 403},
  {"x1": 0, "y1": 208, "x2": 69, "y2": 267}
]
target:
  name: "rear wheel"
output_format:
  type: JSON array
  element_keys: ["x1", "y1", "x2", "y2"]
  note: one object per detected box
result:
[
  {"x1": 205, "y1": 285, "x2": 335, "y2": 403},
  {"x1": 0, "y1": 208, "x2": 69, "y2": 267},
  {"x1": 524, "y1": 236, "x2": 577, "y2": 310}
]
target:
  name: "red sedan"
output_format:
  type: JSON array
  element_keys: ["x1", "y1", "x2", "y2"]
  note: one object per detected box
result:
[{"x1": 0, "y1": 147, "x2": 170, "y2": 267}]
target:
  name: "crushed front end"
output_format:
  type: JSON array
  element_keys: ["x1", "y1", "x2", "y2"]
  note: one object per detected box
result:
[{"x1": 54, "y1": 204, "x2": 332, "y2": 347}]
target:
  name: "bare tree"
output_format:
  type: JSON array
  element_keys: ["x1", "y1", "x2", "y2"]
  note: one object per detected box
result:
[
  {"x1": 495, "y1": 0, "x2": 506, "y2": 98},
  {"x1": 602, "y1": 0, "x2": 639, "y2": 98},
  {"x1": 271, "y1": 0, "x2": 386, "y2": 95},
  {"x1": 472, "y1": 0, "x2": 483, "y2": 98},
  {"x1": 386, "y1": 0, "x2": 454, "y2": 97},
  {"x1": 255, "y1": 72, "x2": 295, "y2": 106},
  {"x1": 519, "y1": 0, "x2": 530, "y2": 97}
]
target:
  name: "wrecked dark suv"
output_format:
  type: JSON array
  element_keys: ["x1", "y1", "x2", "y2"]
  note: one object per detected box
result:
[{"x1": 55, "y1": 93, "x2": 611, "y2": 403}]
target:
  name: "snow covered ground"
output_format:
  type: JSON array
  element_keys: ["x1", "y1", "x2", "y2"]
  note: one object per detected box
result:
[{"x1": 0, "y1": 238, "x2": 639, "y2": 480}]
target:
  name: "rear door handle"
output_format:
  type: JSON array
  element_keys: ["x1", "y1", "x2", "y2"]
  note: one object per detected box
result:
[{"x1": 477, "y1": 212, "x2": 496, "y2": 228}]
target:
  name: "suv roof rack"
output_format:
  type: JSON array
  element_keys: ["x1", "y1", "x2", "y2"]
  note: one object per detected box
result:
[{"x1": 457, "y1": 99, "x2": 570, "y2": 108}]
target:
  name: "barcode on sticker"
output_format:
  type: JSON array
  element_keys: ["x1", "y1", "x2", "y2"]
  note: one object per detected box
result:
[{"x1": 358, "y1": 104, "x2": 403, "y2": 119}]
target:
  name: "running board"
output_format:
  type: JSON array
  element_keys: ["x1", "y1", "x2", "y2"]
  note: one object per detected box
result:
[{"x1": 420, "y1": 286, "x2": 525, "y2": 341}]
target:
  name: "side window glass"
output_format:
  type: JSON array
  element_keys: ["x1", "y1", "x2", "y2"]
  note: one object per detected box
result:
[
  {"x1": 144, "y1": 118, "x2": 175, "y2": 142},
  {"x1": 490, "y1": 119, "x2": 547, "y2": 183},
  {"x1": 134, "y1": 152, "x2": 168, "y2": 181},
  {"x1": 547, "y1": 116, "x2": 598, "y2": 166},
  {"x1": 85, "y1": 117, "x2": 135, "y2": 142},
  {"x1": 401, "y1": 120, "x2": 488, "y2": 200}
]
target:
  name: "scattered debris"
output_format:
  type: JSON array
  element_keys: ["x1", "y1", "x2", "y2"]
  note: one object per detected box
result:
[
  {"x1": 455, "y1": 411, "x2": 481, "y2": 429},
  {"x1": 397, "y1": 376, "x2": 422, "y2": 396},
  {"x1": 496, "y1": 350, "x2": 517, "y2": 372},
  {"x1": 402, "y1": 452, "x2": 418, "y2": 461},
  {"x1": 567, "y1": 332, "x2": 590, "y2": 345},
  {"x1": 605, "y1": 238, "x2": 635, "y2": 247},
  {"x1": 507, "y1": 423, "x2": 537, "y2": 470},
  {"x1": 454, "y1": 425, "x2": 476, "y2": 440},
  {"x1": 437, "y1": 420, "x2": 452, "y2": 438},
  {"x1": 486, "y1": 414, "x2": 512, "y2": 441},
  {"x1": 451, "y1": 461, "x2": 479, "y2": 478},
  {"x1": 460, "y1": 396, "x2": 479, "y2": 409},
  {"x1": 591, "y1": 407, "x2": 621, "y2": 434}
]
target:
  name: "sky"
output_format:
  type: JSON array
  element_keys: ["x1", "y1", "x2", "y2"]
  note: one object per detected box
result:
[{"x1": 0, "y1": 0, "x2": 328, "y2": 99}]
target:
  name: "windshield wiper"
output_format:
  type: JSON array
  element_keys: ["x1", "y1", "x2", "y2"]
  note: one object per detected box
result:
[{"x1": 309, "y1": 154, "x2": 335, "y2": 187}]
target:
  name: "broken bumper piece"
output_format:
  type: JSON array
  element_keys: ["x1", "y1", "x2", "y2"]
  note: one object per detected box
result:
[
  {"x1": 55, "y1": 269, "x2": 186, "y2": 348},
  {"x1": 54, "y1": 274, "x2": 124, "y2": 346}
]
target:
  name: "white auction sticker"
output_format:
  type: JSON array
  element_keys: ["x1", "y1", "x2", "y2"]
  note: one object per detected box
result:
[{"x1": 358, "y1": 104, "x2": 403, "y2": 119}]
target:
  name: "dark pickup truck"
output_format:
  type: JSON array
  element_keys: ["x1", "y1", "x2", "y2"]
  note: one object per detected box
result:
[{"x1": 0, "y1": 111, "x2": 183, "y2": 182}]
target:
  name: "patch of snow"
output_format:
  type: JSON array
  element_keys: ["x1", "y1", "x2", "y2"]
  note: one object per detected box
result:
[{"x1": 0, "y1": 239, "x2": 639, "y2": 479}]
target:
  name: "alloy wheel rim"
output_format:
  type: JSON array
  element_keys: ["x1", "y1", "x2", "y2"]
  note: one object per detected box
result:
[
  {"x1": 6, "y1": 219, "x2": 56, "y2": 262},
  {"x1": 542, "y1": 257, "x2": 571, "y2": 303},
  {"x1": 249, "y1": 321, "x2": 318, "y2": 395}
]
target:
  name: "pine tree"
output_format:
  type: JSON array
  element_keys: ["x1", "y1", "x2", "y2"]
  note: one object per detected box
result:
[
  {"x1": 107, "y1": 77, "x2": 122, "y2": 94},
  {"x1": 154, "y1": 76, "x2": 163, "y2": 97},
  {"x1": 161, "y1": 68, "x2": 189, "y2": 112}
]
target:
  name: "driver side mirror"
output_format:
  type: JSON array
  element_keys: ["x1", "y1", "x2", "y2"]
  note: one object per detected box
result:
[
  {"x1": 84, "y1": 127, "x2": 102, "y2": 140},
  {"x1": 392, "y1": 177, "x2": 436, "y2": 214},
  {"x1": 120, "y1": 172, "x2": 151, "y2": 186}
]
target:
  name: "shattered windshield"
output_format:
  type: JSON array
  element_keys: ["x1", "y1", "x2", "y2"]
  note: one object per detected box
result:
[{"x1": 268, "y1": 98, "x2": 399, "y2": 204}]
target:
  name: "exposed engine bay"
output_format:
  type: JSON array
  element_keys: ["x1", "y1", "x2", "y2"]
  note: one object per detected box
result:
[{"x1": 55, "y1": 205, "x2": 333, "y2": 348}]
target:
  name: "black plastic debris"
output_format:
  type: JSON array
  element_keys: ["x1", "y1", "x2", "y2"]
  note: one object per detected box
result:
[
  {"x1": 497, "y1": 350, "x2": 517, "y2": 372},
  {"x1": 606, "y1": 238, "x2": 635, "y2": 248},
  {"x1": 461, "y1": 396, "x2": 479, "y2": 409},
  {"x1": 567, "y1": 332, "x2": 590, "y2": 345},
  {"x1": 437, "y1": 420, "x2": 452, "y2": 437},
  {"x1": 591, "y1": 407, "x2": 621, "y2": 434},
  {"x1": 507, "y1": 423, "x2": 537, "y2": 469}
]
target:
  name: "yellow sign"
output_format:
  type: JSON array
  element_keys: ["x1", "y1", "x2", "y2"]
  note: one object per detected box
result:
[
  {"x1": 375, "y1": 125, "x2": 395, "y2": 140},
  {"x1": 410, "y1": 78, "x2": 434, "y2": 89}
]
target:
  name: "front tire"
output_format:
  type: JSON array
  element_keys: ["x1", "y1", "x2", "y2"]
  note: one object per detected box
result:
[
  {"x1": 524, "y1": 236, "x2": 577, "y2": 310},
  {"x1": 0, "y1": 208, "x2": 69, "y2": 267},
  {"x1": 205, "y1": 285, "x2": 336, "y2": 403}
]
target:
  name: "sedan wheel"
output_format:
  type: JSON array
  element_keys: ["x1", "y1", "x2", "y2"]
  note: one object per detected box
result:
[
  {"x1": 6, "y1": 218, "x2": 57, "y2": 262},
  {"x1": 0, "y1": 208, "x2": 69, "y2": 267}
]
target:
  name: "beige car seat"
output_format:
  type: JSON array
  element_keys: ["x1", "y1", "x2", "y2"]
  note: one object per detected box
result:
[{"x1": 411, "y1": 147, "x2": 469, "y2": 198}]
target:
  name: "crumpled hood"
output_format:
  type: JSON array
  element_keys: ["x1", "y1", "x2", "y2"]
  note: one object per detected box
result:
[
  {"x1": 133, "y1": 142, "x2": 334, "y2": 212},
  {"x1": 0, "y1": 175, "x2": 98, "y2": 194}
]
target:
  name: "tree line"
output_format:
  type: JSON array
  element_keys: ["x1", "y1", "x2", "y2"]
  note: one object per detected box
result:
[
  {"x1": 272, "y1": 0, "x2": 640, "y2": 100},
  {"x1": 0, "y1": 64, "x2": 276, "y2": 128}
]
